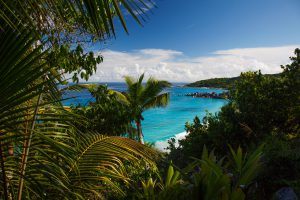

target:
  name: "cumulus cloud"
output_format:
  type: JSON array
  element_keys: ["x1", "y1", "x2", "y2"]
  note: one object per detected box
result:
[{"x1": 85, "y1": 45, "x2": 299, "y2": 82}]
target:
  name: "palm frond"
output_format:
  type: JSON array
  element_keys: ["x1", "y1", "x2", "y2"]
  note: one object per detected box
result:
[
  {"x1": 1, "y1": 110, "x2": 158, "y2": 199},
  {"x1": 138, "y1": 73, "x2": 145, "y2": 85},
  {"x1": 143, "y1": 92, "x2": 170, "y2": 109},
  {"x1": 68, "y1": 133, "x2": 158, "y2": 197},
  {"x1": 109, "y1": 90, "x2": 130, "y2": 104},
  {"x1": 0, "y1": 0, "x2": 155, "y2": 41},
  {"x1": 124, "y1": 75, "x2": 144, "y2": 108},
  {"x1": 228, "y1": 144, "x2": 263, "y2": 187},
  {"x1": 0, "y1": 22, "x2": 159, "y2": 199},
  {"x1": 141, "y1": 78, "x2": 171, "y2": 108},
  {"x1": 0, "y1": 1, "x2": 160, "y2": 199},
  {"x1": 124, "y1": 76, "x2": 135, "y2": 87},
  {"x1": 1, "y1": 120, "x2": 78, "y2": 199}
]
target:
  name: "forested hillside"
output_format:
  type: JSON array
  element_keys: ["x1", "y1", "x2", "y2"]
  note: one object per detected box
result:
[{"x1": 186, "y1": 73, "x2": 280, "y2": 88}]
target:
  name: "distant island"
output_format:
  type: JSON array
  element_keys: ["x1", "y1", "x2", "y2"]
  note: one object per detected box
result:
[
  {"x1": 186, "y1": 77, "x2": 240, "y2": 89},
  {"x1": 185, "y1": 73, "x2": 281, "y2": 89}
]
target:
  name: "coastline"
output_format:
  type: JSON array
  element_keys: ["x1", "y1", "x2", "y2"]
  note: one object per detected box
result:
[{"x1": 154, "y1": 131, "x2": 188, "y2": 152}]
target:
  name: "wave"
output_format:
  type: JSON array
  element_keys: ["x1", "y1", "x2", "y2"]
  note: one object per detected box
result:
[{"x1": 154, "y1": 131, "x2": 188, "y2": 152}]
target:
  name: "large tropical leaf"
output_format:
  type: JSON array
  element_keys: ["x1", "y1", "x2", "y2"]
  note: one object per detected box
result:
[
  {"x1": 135, "y1": 164, "x2": 185, "y2": 200},
  {"x1": 0, "y1": 23, "x2": 60, "y2": 130},
  {"x1": 68, "y1": 133, "x2": 158, "y2": 198},
  {"x1": 141, "y1": 77, "x2": 171, "y2": 109},
  {"x1": 0, "y1": 23, "x2": 73, "y2": 199},
  {"x1": 0, "y1": 0, "x2": 156, "y2": 41},
  {"x1": 228, "y1": 144, "x2": 263, "y2": 187},
  {"x1": 143, "y1": 92, "x2": 170, "y2": 109},
  {"x1": 0, "y1": 23, "x2": 158, "y2": 199},
  {"x1": 0, "y1": 1, "x2": 160, "y2": 198}
]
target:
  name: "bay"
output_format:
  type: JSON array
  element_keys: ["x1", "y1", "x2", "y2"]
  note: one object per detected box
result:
[{"x1": 62, "y1": 83, "x2": 228, "y2": 149}]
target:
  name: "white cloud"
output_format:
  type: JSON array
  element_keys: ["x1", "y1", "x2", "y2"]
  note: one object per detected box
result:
[{"x1": 85, "y1": 45, "x2": 299, "y2": 82}]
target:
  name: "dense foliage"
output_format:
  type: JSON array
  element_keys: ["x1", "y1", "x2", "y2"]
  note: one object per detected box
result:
[
  {"x1": 70, "y1": 85, "x2": 135, "y2": 137},
  {"x1": 0, "y1": 1, "x2": 159, "y2": 199},
  {"x1": 1, "y1": 0, "x2": 299, "y2": 199},
  {"x1": 132, "y1": 145, "x2": 263, "y2": 200},
  {"x1": 186, "y1": 73, "x2": 280, "y2": 89},
  {"x1": 186, "y1": 77, "x2": 240, "y2": 89},
  {"x1": 167, "y1": 49, "x2": 300, "y2": 198}
]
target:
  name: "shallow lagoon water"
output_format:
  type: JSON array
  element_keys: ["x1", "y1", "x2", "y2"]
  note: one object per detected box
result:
[{"x1": 63, "y1": 83, "x2": 228, "y2": 149}]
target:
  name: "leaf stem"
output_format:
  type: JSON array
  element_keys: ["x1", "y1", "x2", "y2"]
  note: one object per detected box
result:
[{"x1": 17, "y1": 89, "x2": 43, "y2": 200}]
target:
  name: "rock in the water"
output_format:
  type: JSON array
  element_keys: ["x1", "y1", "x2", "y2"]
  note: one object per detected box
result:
[{"x1": 274, "y1": 187, "x2": 298, "y2": 200}]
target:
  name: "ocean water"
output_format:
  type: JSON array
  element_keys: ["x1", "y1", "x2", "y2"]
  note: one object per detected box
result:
[{"x1": 63, "y1": 83, "x2": 228, "y2": 150}]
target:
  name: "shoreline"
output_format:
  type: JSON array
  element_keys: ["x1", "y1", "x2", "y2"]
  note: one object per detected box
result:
[{"x1": 154, "y1": 131, "x2": 188, "y2": 152}]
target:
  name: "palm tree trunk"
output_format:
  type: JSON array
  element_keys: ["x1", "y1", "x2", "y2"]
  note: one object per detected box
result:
[{"x1": 136, "y1": 119, "x2": 144, "y2": 144}]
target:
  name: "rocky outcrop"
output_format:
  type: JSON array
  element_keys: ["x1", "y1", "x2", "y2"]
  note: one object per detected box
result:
[
  {"x1": 274, "y1": 187, "x2": 298, "y2": 200},
  {"x1": 185, "y1": 91, "x2": 229, "y2": 99}
]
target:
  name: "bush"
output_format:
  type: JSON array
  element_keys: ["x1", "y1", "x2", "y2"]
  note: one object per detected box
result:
[
  {"x1": 134, "y1": 146, "x2": 263, "y2": 200},
  {"x1": 167, "y1": 49, "x2": 300, "y2": 198}
]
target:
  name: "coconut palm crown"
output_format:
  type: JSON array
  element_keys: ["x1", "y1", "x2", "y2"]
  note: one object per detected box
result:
[{"x1": 122, "y1": 74, "x2": 171, "y2": 144}]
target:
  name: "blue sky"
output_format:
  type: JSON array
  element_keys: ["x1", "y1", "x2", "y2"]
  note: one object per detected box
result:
[
  {"x1": 107, "y1": 0, "x2": 300, "y2": 56},
  {"x1": 87, "y1": 0, "x2": 300, "y2": 82}
]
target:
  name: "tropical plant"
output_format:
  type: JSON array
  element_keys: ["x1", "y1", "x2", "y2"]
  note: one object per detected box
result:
[
  {"x1": 0, "y1": 1, "x2": 160, "y2": 199},
  {"x1": 1, "y1": 0, "x2": 155, "y2": 84},
  {"x1": 0, "y1": 22, "x2": 160, "y2": 199},
  {"x1": 168, "y1": 49, "x2": 300, "y2": 169},
  {"x1": 167, "y1": 49, "x2": 300, "y2": 198},
  {"x1": 133, "y1": 146, "x2": 263, "y2": 200},
  {"x1": 134, "y1": 165, "x2": 186, "y2": 200},
  {"x1": 1, "y1": 0, "x2": 155, "y2": 43},
  {"x1": 121, "y1": 74, "x2": 171, "y2": 144},
  {"x1": 184, "y1": 145, "x2": 263, "y2": 200},
  {"x1": 70, "y1": 84, "x2": 135, "y2": 137}
]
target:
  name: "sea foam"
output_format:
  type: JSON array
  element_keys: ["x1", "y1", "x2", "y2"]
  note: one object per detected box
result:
[{"x1": 154, "y1": 131, "x2": 188, "y2": 152}]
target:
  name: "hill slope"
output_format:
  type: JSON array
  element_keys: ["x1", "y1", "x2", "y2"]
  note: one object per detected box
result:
[
  {"x1": 186, "y1": 77, "x2": 240, "y2": 88},
  {"x1": 186, "y1": 73, "x2": 280, "y2": 89}
]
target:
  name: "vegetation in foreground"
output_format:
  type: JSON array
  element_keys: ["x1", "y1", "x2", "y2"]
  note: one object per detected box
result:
[
  {"x1": 0, "y1": 0, "x2": 159, "y2": 199},
  {"x1": 0, "y1": 0, "x2": 299, "y2": 199},
  {"x1": 167, "y1": 49, "x2": 300, "y2": 199},
  {"x1": 63, "y1": 49, "x2": 300, "y2": 199}
]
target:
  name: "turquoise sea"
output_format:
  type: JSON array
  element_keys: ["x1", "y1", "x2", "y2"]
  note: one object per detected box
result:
[{"x1": 63, "y1": 83, "x2": 228, "y2": 150}]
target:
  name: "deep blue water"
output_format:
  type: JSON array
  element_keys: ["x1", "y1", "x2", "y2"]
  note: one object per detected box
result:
[{"x1": 63, "y1": 83, "x2": 228, "y2": 148}]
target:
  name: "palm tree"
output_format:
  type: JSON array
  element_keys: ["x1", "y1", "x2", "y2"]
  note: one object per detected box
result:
[
  {"x1": 0, "y1": 1, "x2": 159, "y2": 199},
  {"x1": 0, "y1": 23, "x2": 158, "y2": 200},
  {"x1": 122, "y1": 74, "x2": 171, "y2": 144}
]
